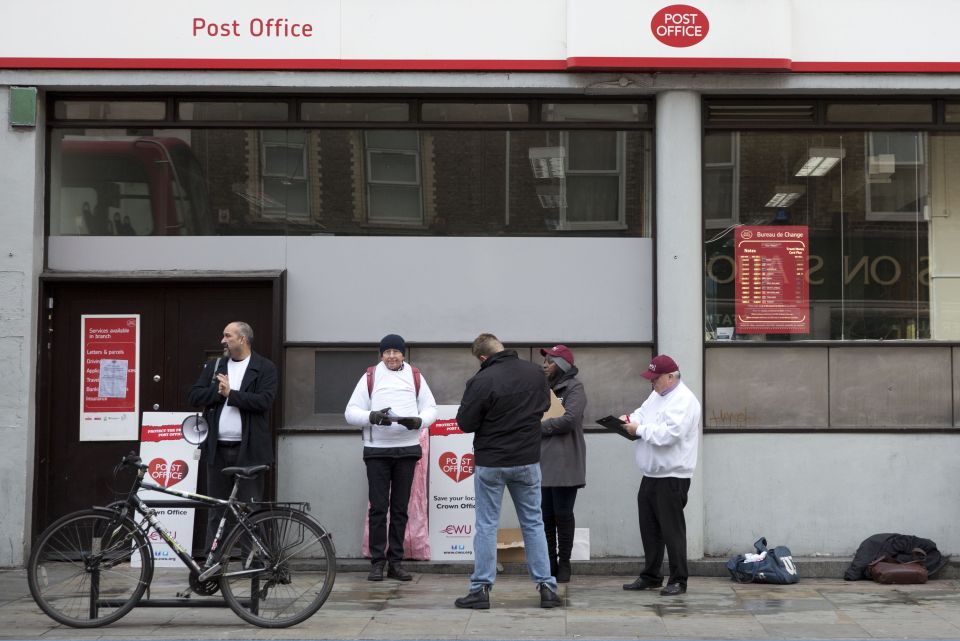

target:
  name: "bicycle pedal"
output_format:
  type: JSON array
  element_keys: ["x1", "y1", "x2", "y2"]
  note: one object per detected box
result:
[{"x1": 175, "y1": 590, "x2": 193, "y2": 599}]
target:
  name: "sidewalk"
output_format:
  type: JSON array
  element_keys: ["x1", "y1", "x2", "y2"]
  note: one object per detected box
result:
[{"x1": 3, "y1": 567, "x2": 960, "y2": 640}]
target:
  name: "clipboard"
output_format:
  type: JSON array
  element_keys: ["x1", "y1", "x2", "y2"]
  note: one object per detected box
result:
[{"x1": 596, "y1": 415, "x2": 640, "y2": 441}]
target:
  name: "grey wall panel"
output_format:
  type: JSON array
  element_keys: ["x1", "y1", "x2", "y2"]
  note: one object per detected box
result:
[
  {"x1": 568, "y1": 346, "x2": 653, "y2": 420},
  {"x1": 704, "y1": 433, "x2": 960, "y2": 556},
  {"x1": 705, "y1": 347, "x2": 829, "y2": 428},
  {"x1": 48, "y1": 236, "x2": 654, "y2": 343},
  {"x1": 48, "y1": 236, "x2": 289, "y2": 271},
  {"x1": 284, "y1": 236, "x2": 653, "y2": 343},
  {"x1": 830, "y1": 347, "x2": 952, "y2": 427},
  {"x1": 408, "y1": 347, "x2": 485, "y2": 406}
]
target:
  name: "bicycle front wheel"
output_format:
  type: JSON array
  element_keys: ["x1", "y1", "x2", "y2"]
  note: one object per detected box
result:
[
  {"x1": 219, "y1": 509, "x2": 336, "y2": 628},
  {"x1": 27, "y1": 509, "x2": 152, "y2": 627}
]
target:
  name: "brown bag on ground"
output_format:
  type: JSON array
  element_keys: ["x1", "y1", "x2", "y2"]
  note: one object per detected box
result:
[{"x1": 867, "y1": 548, "x2": 929, "y2": 584}]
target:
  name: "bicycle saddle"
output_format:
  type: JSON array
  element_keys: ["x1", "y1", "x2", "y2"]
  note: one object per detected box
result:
[{"x1": 221, "y1": 464, "x2": 270, "y2": 479}]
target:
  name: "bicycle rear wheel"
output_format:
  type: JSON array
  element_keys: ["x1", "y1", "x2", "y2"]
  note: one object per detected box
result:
[
  {"x1": 219, "y1": 509, "x2": 336, "y2": 628},
  {"x1": 27, "y1": 509, "x2": 151, "y2": 627}
]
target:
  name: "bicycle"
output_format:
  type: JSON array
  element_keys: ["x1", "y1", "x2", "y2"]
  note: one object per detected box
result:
[{"x1": 27, "y1": 451, "x2": 336, "y2": 628}]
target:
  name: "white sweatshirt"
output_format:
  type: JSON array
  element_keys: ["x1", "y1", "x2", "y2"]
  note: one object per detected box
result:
[
  {"x1": 626, "y1": 379, "x2": 701, "y2": 478},
  {"x1": 344, "y1": 361, "x2": 438, "y2": 448}
]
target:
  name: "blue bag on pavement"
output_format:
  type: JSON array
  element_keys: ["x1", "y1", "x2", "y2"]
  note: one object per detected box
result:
[{"x1": 726, "y1": 537, "x2": 799, "y2": 584}]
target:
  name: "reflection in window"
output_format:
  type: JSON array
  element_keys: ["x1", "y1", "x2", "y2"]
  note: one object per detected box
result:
[
  {"x1": 703, "y1": 132, "x2": 739, "y2": 229},
  {"x1": 865, "y1": 132, "x2": 927, "y2": 222},
  {"x1": 364, "y1": 130, "x2": 423, "y2": 224},
  {"x1": 703, "y1": 130, "x2": 932, "y2": 341},
  {"x1": 49, "y1": 128, "x2": 651, "y2": 238},
  {"x1": 49, "y1": 134, "x2": 213, "y2": 236},
  {"x1": 561, "y1": 131, "x2": 625, "y2": 229},
  {"x1": 261, "y1": 131, "x2": 309, "y2": 219}
]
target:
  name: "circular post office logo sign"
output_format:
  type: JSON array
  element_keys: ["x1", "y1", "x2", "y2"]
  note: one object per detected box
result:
[{"x1": 651, "y1": 5, "x2": 709, "y2": 48}]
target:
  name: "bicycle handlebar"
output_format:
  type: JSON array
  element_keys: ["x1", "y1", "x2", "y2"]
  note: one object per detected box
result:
[{"x1": 120, "y1": 452, "x2": 148, "y2": 471}]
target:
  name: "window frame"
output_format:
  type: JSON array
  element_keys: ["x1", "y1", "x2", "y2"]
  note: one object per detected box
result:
[{"x1": 363, "y1": 130, "x2": 424, "y2": 226}]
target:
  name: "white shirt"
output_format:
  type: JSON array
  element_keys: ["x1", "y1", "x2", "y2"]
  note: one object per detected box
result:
[
  {"x1": 626, "y1": 379, "x2": 701, "y2": 478},
  {"x1": 344, "y1": 361, "x2": 438, "y2": 448},
  {"x1": 218, "y1": 355, "x2": 250, "y2": 441}
]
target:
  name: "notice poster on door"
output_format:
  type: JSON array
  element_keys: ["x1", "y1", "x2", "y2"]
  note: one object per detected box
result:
[
  {"x1": 735, "y1": 226, "x2": 810, "y2": 334},
  {"x1": 133, "y1": 411, "x2": 199, "y2": 567},
  {"x1": 429, "y1": 406, "x2": 476, "y2": 562},
  {"x1": 79, "y1": 314, "x2": 140, "y2": 441}
]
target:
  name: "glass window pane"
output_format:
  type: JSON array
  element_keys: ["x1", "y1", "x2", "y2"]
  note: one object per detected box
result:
[
  {"x1": 704, "y1": 133, "x2": 733, "y2": 165},
  {"x1": 568, "y1": 131, "x2": 618, "y2": 170},
  {"x1": 566, "y1": 175, "x2": 620, "y2": 222},
  {"x1": 421, "y1": 103, "x2": 529, "y2": 122},
  {"x1": 49, "y1": 127, "x2": 651, "y2": 238},
  {"x1": 300, "y1": 102, "x2": 409, "y2": 122},
  {"x1": 702, "y1": 130, "x2": 930, "y2": 342},
  {"x1": 542, "y1": 103, "x2": 647, "y2": 122},
  {"x1": 826, "y1": 103, "x2": 933, "y2": 123},
  {"x1": 178, "y1": 101, "x2": 288, "y2": 121},
  {"x1": 264, "y1": 145, "x2": 306, "y2": 178},
  {"x1": 945, "y1": 104, "x2": 960, "y2": 123},
  {"x1": 368, "y1": 184, "x2": 422, "y2": 221},
  {"x1": 53, "y1": 101, "x2": 165, "y2": 120},
  {"x1": 365, "y1": 130, "x2": 418, "y2": 150},
  {"x1": 263, "y1": 177, "x2": 309, "y2": 216},
  {"x1": 369, "y1": 152, "x2": 418, "y2": 183}
]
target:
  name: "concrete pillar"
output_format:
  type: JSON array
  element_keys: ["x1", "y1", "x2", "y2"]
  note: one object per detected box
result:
[
  {"x1": 0, "y1": 86, "x2": 44, "y2": 566},
  {"x1": 654, "y1": 90, "x2": 704, "y2": 558}
]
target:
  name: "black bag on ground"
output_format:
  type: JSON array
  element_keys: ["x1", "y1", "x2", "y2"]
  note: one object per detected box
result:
[
  {"x1": 726, "y1": 537, "x2": 799, "y2": 584},
  {"x1": 844, "y1": 533, "x2": 946, "y2": 581}
]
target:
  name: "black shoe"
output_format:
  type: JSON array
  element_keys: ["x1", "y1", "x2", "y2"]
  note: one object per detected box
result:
[
  {"x1": 387, "y1": 564, "x2": 412, "y2": 581},
  {"x1": 367, "y1": 562, "x2": 385, "y2": 582},
  {"x1": 660, "y1": 582, "x2": 686, "y2": 596},
  {"x1": 556, "y1": 560, "x2": 571, "y2": 583},
  {"x1": 455, "y1": 586, "x2": 490, "y2": 609},
  {"x1": 540, "y1": 584, "x2": 563, "y2": 608},
  {"x1": 622, "y1": 576, "x2": 662, "y2": 591}
]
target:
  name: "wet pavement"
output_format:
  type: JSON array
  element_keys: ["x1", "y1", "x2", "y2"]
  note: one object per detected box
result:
[{"x1": 3, "y1": 566, "x2": 960, "y2": 640}]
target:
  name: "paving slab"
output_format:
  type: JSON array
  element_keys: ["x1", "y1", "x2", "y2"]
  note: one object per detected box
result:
[{"x1": 5, "y1": 567, "x2": 960, "y2": 640}]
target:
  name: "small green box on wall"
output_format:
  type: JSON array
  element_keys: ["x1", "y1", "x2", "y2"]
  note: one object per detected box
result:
[{"x1": 9, "y1": 86, "x2": 37, "y2": 128}]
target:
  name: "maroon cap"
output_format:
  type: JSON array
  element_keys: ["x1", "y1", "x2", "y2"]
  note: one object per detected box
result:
[
  {"x1": 540, "y1": 344, "x2": 574, "y2": 365},
  {"x1": 641, "y1": 354, "x2": 679, "y2": 380}
]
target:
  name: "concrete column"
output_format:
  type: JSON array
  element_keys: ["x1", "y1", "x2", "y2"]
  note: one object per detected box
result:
[
  {"x1": 654, "y1": 90, "x2": 704, "y2": 558},
  {"x1": 0, "y1": 86, "x2": 44, "y2": 566}
]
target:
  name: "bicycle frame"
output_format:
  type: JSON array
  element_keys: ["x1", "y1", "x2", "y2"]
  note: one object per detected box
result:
[{"x1": 115, "y1": 462, "x2": 270, "y2": 582}]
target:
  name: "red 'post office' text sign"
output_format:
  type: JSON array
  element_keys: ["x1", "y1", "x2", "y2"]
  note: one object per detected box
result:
[{"x1": 651, "y1": 5, "x2": 709, "y2": 48}]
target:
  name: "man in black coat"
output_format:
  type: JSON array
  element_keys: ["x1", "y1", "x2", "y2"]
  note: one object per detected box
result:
[
  {"x1": 188, "y1": 321, "x2": 277, "y2": 546},
  {"x1": 453, "y1": 333, "x2": 561, "y2": 610}
]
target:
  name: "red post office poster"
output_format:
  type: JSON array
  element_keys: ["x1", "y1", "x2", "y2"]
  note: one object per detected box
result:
[
  {"x1": 735, "y1": 226, "x2": 810, "y2": 334},
  {"x1": 428, "y1": 407, "x2": 476, "y2": 562},
  {"x1": 132, "y1": 412, "x2": 199, "y2": 567},
  {"x1": 79, "y1": 314, "x2": 140, "y2": 440}
]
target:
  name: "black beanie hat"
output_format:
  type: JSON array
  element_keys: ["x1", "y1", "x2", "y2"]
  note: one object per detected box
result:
[{"x1": 379, "y1": 334, "x2": 406, "y2": 355}]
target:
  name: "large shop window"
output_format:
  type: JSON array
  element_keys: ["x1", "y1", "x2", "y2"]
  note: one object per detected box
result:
[
  {"x1": 702, "y1": 127, "x2": 960, "y2": 342},
  {"x1": 47, "y1": 99, "x2": 652, "y2": 238}
]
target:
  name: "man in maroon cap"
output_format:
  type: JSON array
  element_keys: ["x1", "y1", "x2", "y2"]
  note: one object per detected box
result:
[{"x1": 618, "y1": 354, "x2": 701, "y2": 596}]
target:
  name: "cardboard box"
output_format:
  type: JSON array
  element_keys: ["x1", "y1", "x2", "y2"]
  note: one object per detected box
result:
[{"x1": 497, "y1": 528, "x2": 525, "y2": 563}]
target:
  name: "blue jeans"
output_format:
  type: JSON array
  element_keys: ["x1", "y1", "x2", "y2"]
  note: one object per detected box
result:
[{"x1": 470, "y1": 463, "x2": 557, "y2": 592}]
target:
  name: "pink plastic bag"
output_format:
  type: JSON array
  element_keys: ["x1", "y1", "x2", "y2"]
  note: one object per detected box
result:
[{"x1": 361, "y1": 427, "x2": 431, "y2": 560}]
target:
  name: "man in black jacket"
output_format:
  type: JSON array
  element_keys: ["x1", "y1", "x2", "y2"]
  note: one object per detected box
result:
[
  {"x1": 453, "y1": 333, "x2": 561, "y2": 610},
  {"x1": 188, "y1": 321, "x2": 277, "y2": 546}
]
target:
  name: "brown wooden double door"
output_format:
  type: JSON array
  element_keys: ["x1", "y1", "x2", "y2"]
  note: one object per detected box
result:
[{"x1": 34, "y1": 278, "x2": 281, "y2": 540}]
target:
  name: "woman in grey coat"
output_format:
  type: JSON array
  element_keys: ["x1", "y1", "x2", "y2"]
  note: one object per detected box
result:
[{"x1": 539, "y1": 344, "x2": 587, "y2": 583}]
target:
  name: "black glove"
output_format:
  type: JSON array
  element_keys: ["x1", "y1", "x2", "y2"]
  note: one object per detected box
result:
[
  {"x1": 398, "y1": 417, "x2": 422, "y2": 430},
  {"x1": 369, "y1": 409, "x2": 392, "y2": 426}
]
